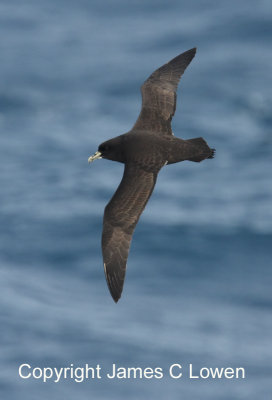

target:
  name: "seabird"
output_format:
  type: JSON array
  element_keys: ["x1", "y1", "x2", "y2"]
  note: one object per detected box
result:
[{"x1": 88, "y1": 48, "x2": 215, "y2": 303}]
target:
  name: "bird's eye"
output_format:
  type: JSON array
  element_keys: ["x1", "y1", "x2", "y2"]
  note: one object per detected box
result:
[{"x1": 100, "y1": 145, "x2": 110, "y2": 152}]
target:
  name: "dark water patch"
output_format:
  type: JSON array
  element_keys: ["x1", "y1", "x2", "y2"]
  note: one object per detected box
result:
[{"x1": 0, "y1": 94, "x2": 31, "y2": 113}]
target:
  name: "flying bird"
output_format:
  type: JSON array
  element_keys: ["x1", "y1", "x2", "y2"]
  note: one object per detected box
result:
[{"x1": 88, "y1": 48, "x2": 215, "y2": 303}]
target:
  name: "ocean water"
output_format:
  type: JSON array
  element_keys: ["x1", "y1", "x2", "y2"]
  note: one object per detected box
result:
[{"x1": 0, "y1": 0, "x2": 271, "y2": 398}]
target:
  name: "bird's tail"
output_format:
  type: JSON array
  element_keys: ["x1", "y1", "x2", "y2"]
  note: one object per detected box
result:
[{"x1": 185, "y1": 137, "x2": 215, "y2": 162}]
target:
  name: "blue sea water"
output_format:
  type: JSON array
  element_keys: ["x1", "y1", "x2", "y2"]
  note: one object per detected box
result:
[{"x1": 0, "y1": 0, "x2": 272, "y2": 398}]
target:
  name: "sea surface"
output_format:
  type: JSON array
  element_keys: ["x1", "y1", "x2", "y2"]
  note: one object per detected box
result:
[{"x1": 0, "y1": 0, "x2": 271, "y2": 399}]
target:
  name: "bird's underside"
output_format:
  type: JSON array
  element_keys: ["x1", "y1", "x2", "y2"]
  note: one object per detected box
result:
[{"x1": 90, "y1": 48, "x2": 215, "y2": 302}]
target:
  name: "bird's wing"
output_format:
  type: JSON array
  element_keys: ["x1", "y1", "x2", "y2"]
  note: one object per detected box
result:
[
  {"x1": 102, "y1": 163, "x2": 157, "y2": 302},
  {"x1": 133, "y1": 48, "x2": 196, "y2": 135}
]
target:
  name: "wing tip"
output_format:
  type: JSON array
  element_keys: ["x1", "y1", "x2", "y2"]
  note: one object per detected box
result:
[
  {"x1": 166, "y1": 47, "x2": 197, "y2": 72},
  {"x1": 112, "y1": 294, "x2": 121, "y2": 303},
  {"x1": 185, "y1": 47, "x2": 197, "y2": 59},
  {"x1": 104, "y1": 262, "x2": 123, "y2": 303},
  {"x1": 108, "y1": 282, "x2": 122, "y2": 303},
  {"x1": 189, "y1": 47, "x2": 197, "y2": 53},
  {"x1": 109, "y1": 288, "x2": 122, "y2": 303}
]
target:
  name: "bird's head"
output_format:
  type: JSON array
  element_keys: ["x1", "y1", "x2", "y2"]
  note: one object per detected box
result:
[{"x1": 88, "y1": 137, "x2": 125, "y2": 164}]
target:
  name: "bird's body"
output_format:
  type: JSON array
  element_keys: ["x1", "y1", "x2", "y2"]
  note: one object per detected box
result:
[
  {"x1": 88, "y1": 48, "x2": 215, "y2": 302},
  {"x1": 99, "y1": 132, "x2": 213, "y2": 167}
]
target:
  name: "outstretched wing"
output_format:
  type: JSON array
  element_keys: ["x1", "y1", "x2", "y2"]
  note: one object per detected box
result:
[
  {"x1": 133, "y1": 48, "x2": 196, "y2": 135},
  {"x1": 102, "y1": 164, "x2": 157, "y2": 302}
]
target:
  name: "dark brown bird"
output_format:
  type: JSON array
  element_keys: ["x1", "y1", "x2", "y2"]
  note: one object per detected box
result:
[{"x1": 88, "y1": 48, "x2": 215, "y2": 303}]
